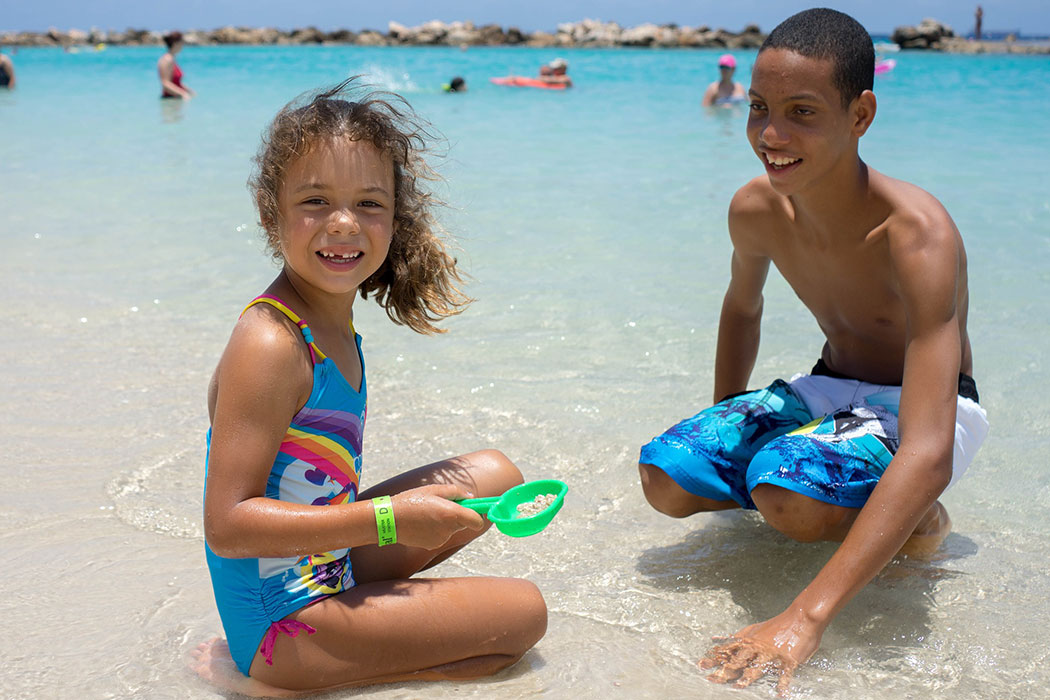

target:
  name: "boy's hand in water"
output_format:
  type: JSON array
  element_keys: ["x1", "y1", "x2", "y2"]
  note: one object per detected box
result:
[
  {"x1": 389, "y1": 484, "x2": 486, "y2": 549},
  {"x1": 700, "y1": 607, "x2": 825, "y2": 695}
]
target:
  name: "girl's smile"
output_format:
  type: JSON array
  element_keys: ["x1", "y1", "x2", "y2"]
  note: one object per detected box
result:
[{"x1": 317, "y1": 248, "x2": 364, "y2": 271}]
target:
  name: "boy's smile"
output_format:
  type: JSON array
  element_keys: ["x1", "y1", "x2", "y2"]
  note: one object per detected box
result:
[{"x1": 746, "y1": 48, "x2": 873, "y2": 197}]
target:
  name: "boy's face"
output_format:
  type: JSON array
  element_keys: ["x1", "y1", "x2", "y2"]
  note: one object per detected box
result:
[{"x1": 746, "y1": 48, "x2": 869, "y2": 197}]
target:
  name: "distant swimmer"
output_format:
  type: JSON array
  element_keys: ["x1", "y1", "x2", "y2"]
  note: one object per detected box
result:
[
  {"x1": 701, "y1": 54, "x2": 746, "y2": 107},
  {"x1": 539, "y1": 58, "x2": 572, "y2": 87},
  {"x1": 157, "y1": 31, "x2": 195, "y2": 99},
  {"x1": 490, "y1": 58, "x2": 571, "y2": 91},
  {"x1": 0, "y1": 50, "x2": 15, "y2": 89},
  {"x1": 443, "y1": 76, "x2": 467, "y2": 92}
]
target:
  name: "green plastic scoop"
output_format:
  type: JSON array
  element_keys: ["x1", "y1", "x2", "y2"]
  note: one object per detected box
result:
[{"x1": 456, "y1": 479, "x2": 568, "y2": 537}]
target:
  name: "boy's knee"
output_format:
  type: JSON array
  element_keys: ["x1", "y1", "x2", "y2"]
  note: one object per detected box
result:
[
  {"x1": 751, "y1": 483, "x2": 847, "y2": 542},
  {"x1": 639, "y1": 463, "x2": 700, "y2": 518}
]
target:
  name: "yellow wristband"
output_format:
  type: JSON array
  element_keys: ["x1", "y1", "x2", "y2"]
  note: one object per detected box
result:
[{"x1": 372, "y1": 496, "x2": 397, "y2": 546}]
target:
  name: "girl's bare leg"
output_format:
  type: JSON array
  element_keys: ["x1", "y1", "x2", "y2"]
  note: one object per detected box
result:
[
  {"x1": 251, "y1": 575, "x2": 546, "y2": 691},
  {"x1": 192, "y1": 449, "x2": 546, "y2": 695},
  {"x1": 351, "y1": 448, "x2": 525, "y2": 580}
]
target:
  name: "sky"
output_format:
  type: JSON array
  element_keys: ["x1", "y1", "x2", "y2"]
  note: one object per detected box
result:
[{"x1": 4, "y1": 1, "x2": 1047, "y2": 37}]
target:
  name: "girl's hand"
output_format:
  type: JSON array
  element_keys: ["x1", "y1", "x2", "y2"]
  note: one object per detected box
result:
[{"x1": 388, "y1": 484, "x2": 487, "y2": 550}]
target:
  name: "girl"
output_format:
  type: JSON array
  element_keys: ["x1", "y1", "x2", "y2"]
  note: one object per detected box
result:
[{"x1": 194, "y1": 79, "x2": 547, "y2": 696}]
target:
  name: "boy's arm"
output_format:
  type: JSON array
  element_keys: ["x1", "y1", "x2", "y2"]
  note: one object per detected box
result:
[
  {"x1": 713, "y1": 192, "x2": 770, "y2": 403},
  {"x1": 702, "y1": 212, "x2": 963, "y2": 692}
]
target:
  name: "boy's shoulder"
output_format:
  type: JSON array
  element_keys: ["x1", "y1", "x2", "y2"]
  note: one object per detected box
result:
[
  {"x1": 727, "y1": 176, "x2": 793, "y2": 245},
  {"x1": 729, "y1": 176, "x2": 787, "y2": 219},
  {"x1": 728, "y1": 169, "x2": 957, "y2": 240},
  {"x1": 870, "y1": 169, "x2": 958, "y2": 250}
]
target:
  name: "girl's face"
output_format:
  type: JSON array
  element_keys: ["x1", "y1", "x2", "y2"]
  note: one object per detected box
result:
[{"x1": 276, "y1": 138, "x2": 395, "y2": 298}]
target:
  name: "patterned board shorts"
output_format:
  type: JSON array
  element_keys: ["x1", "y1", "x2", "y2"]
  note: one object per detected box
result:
[{"x1": 640, "y1": 372, "x2": 989, "y2": 510}]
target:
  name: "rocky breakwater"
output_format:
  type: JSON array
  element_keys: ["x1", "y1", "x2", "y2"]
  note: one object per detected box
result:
[
  {"x1": 892, "y1": 18, "x2": 1050, "y2": 54},
  {"x1": 1, "y1": 19, "x2": 765, "y2": 49}
]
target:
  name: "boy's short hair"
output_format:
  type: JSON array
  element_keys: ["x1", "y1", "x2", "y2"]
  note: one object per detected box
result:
[{"x1": 760, "y1": 8, "x2": 874, "y2": 108}]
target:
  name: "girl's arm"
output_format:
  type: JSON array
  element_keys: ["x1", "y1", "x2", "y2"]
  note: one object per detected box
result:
[{"x1": 204, "y1": 312, "x2": 483, "y2": 559}]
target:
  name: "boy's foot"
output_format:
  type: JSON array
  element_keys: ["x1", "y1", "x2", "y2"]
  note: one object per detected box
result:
[
  {"x1": 898, "y1": 501, "x2": 951, "y2": 557},
  {"x1": 189, "y1": 637, "x2": 301, "y2": 698}
]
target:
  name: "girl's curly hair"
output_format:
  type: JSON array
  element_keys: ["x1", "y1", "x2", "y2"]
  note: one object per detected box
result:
[{"x1": 249, "y1": 77, "x2": 472, "y2": 334}]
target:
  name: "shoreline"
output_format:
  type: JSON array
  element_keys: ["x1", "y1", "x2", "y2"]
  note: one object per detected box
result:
[{"x1": 3, "y1": 19, "x2": 1048, "y2": 54}]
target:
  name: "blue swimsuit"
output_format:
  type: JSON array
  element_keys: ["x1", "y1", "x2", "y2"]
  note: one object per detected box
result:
[{"x1": 205, "y1": 295, "x2": 367, "y2": 676}]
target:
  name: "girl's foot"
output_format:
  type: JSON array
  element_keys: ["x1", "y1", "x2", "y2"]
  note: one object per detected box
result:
[{"x1": 190, "y1": 637, "x2": 302, "y2": 698}]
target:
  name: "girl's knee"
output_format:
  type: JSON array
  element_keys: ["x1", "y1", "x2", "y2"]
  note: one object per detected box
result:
[
  {"x1": 508, "y1": 578, "x2": 548, "y2": 649},
  {"x1": 470, "y1": 449, "x2": 524, "y2": 489}
]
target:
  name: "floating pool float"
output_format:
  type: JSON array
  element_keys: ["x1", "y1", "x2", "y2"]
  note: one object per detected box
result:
[
  {"x1": 490, "y1": 76, "x2": 568, "y2": 90},
  {"x1": 875, "y1": 58, "x2": 897, "y2": 75}
]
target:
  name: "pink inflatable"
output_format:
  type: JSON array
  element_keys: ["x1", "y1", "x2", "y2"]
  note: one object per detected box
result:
[
  {"x1": 875, "y1": 59, "x2": 896, "y2": 75},
  {"x1": 490, "y1": 76, "x2": 568, "y2": 90}
]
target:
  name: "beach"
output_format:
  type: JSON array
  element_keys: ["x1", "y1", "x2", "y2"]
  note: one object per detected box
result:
[{"x1": 1, "y1": 43, "x2": 1049, "y2": 699}]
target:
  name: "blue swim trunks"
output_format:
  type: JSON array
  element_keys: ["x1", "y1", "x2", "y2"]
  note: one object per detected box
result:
[{"x1": 640, "y1": 365, "x2": 988, "y2": 510}]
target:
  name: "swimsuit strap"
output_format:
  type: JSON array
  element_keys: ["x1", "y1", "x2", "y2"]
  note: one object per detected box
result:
[{"x1": 242, "y1": 294, "x2": 332, "y2": 364}]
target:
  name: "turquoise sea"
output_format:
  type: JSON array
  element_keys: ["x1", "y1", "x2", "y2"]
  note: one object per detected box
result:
[{"x1": 2, "y1": 44, "x2": 1048, "y2": 699}]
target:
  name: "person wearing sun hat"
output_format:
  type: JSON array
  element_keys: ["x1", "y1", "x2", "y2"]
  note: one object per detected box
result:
[{"x1": 702, "y1": 53, "x2": 746, "y2": 107}]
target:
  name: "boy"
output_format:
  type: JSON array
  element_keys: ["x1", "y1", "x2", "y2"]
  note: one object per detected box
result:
[{"x1": 637, "y1": 8, "x2": 988, "y2": 692}]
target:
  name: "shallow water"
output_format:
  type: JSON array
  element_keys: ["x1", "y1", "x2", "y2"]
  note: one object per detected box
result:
[{"x1": 1, "y1": 45, "x2": 1048, "y2": 699}]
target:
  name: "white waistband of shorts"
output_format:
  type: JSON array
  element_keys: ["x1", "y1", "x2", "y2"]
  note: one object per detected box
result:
[
  {"x1": 787, "y1": 373, "x2": 895, "y2": 418},
  {"x1": 788, "y1": 373, "x2": 989, "y2": 488}
]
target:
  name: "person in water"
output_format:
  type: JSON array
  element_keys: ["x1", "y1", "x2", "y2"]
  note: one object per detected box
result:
[
  {"x1": 701, "y1": 54, "x2": 746, "y2": 107},
  {"x1": 539, "y1": 58, "x2": 572, "y2": 87},
  {"x1": 443, "y1": 76, "x2": 467, "y2": 92},
  {"x1": 0, "y1": 50, "x2": 15, "y2": 89},
  {"x1": 157, "y1": 31, "x2": 194, "y2": 99},
  {"x1": 638, "y1": 8, "x2": 988, "y2": 692},
  {"x1": 192, "y1": 79, "x2": 546, "y2": 695}
]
